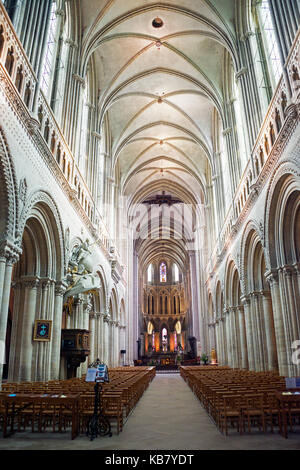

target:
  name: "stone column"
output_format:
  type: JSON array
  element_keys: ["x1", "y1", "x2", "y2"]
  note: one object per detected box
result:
[
  {"x1": 50, "y1": 282, "x2": 67, "y2": 380},
  {"x1": 7, "y1": 281, "x2": 22, "y2": 381},
  {"x1": 0, "y1": 253, "x2": 17, "y2": 385},
  {"x1": 88, "y1": 313, "x2": 96, "y2": 366},
  {"x1": 218, "y1": 317, "x2": 224, "y2": 365},
  {"x1": 229, "y1": 307, "x2": 238, "y2": 368},
  {"x1": 36, "y1": 279, "x2": 51, "y2": 382},
  {"x1": 283, "y1": 267, "x2": 299, "y2": 345},
  {"x1": 266, "y1": 271, "x2": 289, "y2": 376},
  {"x1": 19, "y1": 278, "x2": 39, "y2": 381},
  {"x1": 103, "y1": 313, "x2": 110, "y2": 365},
  {"x1": 225, "y1": 309, "x2": 232, "y2": 366},
  {"x1": 238, "y1": 306, "x2": 249, "y2": 369},
  {"x1": 215, "y1": 320, "x2": 220, "y2": 364},
  {"x1": 98, "y1": 312, "x2": 104, "y2": 361},
  {"x1": 115, "y1": 322, "x2": 120, "y2": 366},
  {"x1": 241, "y1": 295, "x2": 255, "y2": 370},
  {"x1": 260, "y1": 291, "x2": 278, "y2": 371},
  {"x1": 252, "y1": 292, "x2": 265, "y2": 371}
]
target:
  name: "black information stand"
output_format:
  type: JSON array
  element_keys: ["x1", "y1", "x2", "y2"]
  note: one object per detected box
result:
[{"x1": 86, "y1": 359, "x2": 112, "y2": 441}]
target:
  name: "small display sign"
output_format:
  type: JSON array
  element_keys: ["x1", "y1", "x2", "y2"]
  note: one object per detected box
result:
[
  {"x1": 85, "y1": 368, "x2": 97, "y2": 382},
  {"x1": 96, "y1": 364, "x2": 109, "y2": 383}
]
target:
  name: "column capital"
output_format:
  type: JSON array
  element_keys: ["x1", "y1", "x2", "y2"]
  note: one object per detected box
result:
[
  {"x1": 64, "y1": 38, "x2": 78, "y2": 49},
  {"x1": 0, "y1": 241, "x2": 22, "y2": 264},
  {"x1": 21, "y1": 276, "x2": 40, "y2": 289},
  {"x1": 293, "y1": 262, "x2": 300, "y2": 275},
  {"x1": 55, "y1": 8, "x2": 65, "y2": 17},
  {"x1": 240, "y1": 295, "x2": 250, "y2": 306},
  {"x1": 222, "y1": 127, "x2": 232, "y2": 136},
  {"x1": 265, "y1": 270, "x2": 279, "y2": 286},
  {"x1": 104, "y1": 313, "x2": 111, "y2": 323},
  {"x1": 41, "y1": 278, "x2": 52, "y2": 291},
  {"x1": 259, "y1": 290, "x2": 271, "y2": 300},
  {"x1": 55, "y1": 281, "x2": 68, "y2": 297},
  {"x1": 281, "y1": 265, "x2": 294, "y2": 277},
  {"x1": 73, "y1": 74, "x2": 85, "y2": 87},
  {"x1": 91, "y1": 131, "x2": 102, "y2": 140},
  {"x1": 235, "y1": 66, "x2": 248, "y2": 80}
]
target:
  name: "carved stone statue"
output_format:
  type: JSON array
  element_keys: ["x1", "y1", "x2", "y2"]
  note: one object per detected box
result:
[
  {"x1": 69, "y1": 238, "x2": 93, "y2": 274},
  {"x1": 64, "y1": 239, "x2": 100, "y2": 300}
]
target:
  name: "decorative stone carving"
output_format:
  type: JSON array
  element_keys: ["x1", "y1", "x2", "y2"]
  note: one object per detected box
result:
[
  {"x1": 64, "y1": 239, "x2": 100, "y2": 300},
  {"x1": 19, "y1": 177, "x2": 27, "y2": 203}
]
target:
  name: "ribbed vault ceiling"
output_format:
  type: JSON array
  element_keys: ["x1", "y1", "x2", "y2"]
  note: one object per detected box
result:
[{"x1": 79, "y1": 0, "x2": 238, "y2": 264}]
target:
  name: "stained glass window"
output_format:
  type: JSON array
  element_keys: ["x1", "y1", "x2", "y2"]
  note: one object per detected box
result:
[{"x1": 160, "y1": 262, "x2": 167, "y2": 283}]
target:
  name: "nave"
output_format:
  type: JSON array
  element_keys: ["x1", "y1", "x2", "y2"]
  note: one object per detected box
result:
[{"x1": 1, "y1": 372, "x2": 300, "y2": 451}]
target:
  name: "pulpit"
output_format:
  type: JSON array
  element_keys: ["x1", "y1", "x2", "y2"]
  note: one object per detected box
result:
[{"x1": 61, "y1": 329, "x2": 90, "y2": 378}]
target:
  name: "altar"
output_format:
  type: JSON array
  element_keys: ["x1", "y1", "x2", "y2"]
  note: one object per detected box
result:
[{"x1": 143, "y1": 352, "x2": 178, "y2": 367}]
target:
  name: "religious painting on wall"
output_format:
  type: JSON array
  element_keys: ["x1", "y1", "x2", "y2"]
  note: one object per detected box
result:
[{"x1": 33, "y1": 320, "x2": 52, "y2": 341}]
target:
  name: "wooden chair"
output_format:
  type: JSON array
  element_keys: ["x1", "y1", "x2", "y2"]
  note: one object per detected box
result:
[
  {"x1": 241, "y1": 394, "x2": 266, "y2": 434},
  {"x1": 102, "y1": 394, "x2": 123, "y2": 434},
  {"x1": 263, "y1": 392, "x2": 280, "y2": 433},
  {"x1": 218, "y1": 395, "x2": 242, "y2": 435}
]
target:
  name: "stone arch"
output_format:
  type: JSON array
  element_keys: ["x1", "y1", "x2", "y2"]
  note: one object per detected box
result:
[
  {"x1": 9, "y1": 193, "x2": 65, "y2": 382},
  {"x1": 119, "y1": 298, "x2": 126, "y2": 326},
  {"x1": 215, "y1": 280, "x2": 224, "y2": 318},
  {"x1": 265, "y1": 164, "x2": 300, "y2": 270},
  {"x1": 17, "y1": 190, "x2": 65, "y2": 281},
  {"x1": 0, "y1": 128, "x2": 19, "y2": 242},
  {"x1": 240, "y1": 220, "x2": 265, "y2": 294},
  {"x1": 208, "y1": 292, "x2": 214, "y2": 318},
  {"x1": 110, "y1": 287, "x2": 118, "y2": 321},
  {"x1": 96, "y1": 265, "x2": 108, "y2": 313}
]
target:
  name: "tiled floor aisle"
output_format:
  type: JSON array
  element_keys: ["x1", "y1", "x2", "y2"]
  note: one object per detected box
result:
[{"x1": 1, "y1": 374, "x2": 300, "y2": 450}]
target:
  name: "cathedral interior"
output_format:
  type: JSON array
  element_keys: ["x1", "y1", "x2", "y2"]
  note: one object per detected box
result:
[{"x1": 0, "y1": 0, "x2": 300, "y2": 450}]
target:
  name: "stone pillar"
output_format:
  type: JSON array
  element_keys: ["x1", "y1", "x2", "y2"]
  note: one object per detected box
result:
[
  {"x1": 252, "y1": 292, "x2": 265, "y2": 371},
  {"x1": 241, "y1": 295, "x2": 255, "y2": 370},
  {"x1": 283, "y1": 267, "x2": 299, "y2": 345},
  {"x1": 215, "y1": 320, "x2": 220, "y2": 364},
  {"x1": 115, "y1": 322, "x2": 120, "y2": 366},
  {"x1": 266, "y1": 271, "x2": 289, "y2": 376},
  {"x1": 238, "y1": 306, "x2": 249, "y2": 369},
  {"x1": 35, "y1": 279, "x2": 51, "y2": 382},
  {"x1": 0, "y1": 253, "x2": 17, "y2": 385},
  {"x1": 50, "y1": 282, "x2": 67, "y2": 380},
  {"x1": 229, "y1": 307, "x2": 238, "y2": 368},
  {"x1": 98, "y1": 312, "x2": 104, "y2": 361},
  {"x1": 218, "y1": 317, "x2": 224, "y2": 365},
  {"x1": 0, "y1": 257, "x2": 15, "y2": 333},
  {"x1": 103, "y1": 313, "x2": 110, "y2": 365},
  {"x1": 225, "y1": 310, "x2": 232, "y2": 366},
  {"x1": 19, "y1": 278, "x2": 39, "y2": 381},
  {"x1": 260, "y1": 291, "x2": 278, "y2": 371},
  {"x1": 88, "y1": 313, "x2": 96, "y2": 366},
  {"x1": 7, "y1": 282, "x2": 22, "y2": 381}
]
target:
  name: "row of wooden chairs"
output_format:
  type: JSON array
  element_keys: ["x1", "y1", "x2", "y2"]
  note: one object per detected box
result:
[
  {"x1": 0, "y1": 367, "x2": 156, "y2": 437},
  {"x1": 180, "y1": 367, "x2": 300, "y2": 436}
]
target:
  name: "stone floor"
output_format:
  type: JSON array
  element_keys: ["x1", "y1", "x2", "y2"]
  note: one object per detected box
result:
[{"x1": 1, "y1": 373, "x2": 300, "y2": 450}]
